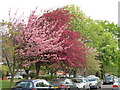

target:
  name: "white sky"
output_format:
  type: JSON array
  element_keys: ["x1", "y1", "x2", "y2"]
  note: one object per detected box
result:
[{"x1": 0, "y1": 0, "x2": 119, "y2": 24}]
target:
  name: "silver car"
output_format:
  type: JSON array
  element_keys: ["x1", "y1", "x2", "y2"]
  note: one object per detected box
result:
[
  {"x1": 112, "y1": 78, "x2": 120, "y2": 90},
  {"x1": 72, "y1": 78, "x2": 90, "y2": 90},
  {"x1": 50, "y1": 78, "x2": 78, "y2": 90},
  {"x1": 87, "y1": 77, "x2": 102, "y2": 89}
]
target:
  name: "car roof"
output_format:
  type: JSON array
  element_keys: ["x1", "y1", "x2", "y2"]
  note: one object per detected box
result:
[
  {"x1": 50, "y1": 78, "x2": 71, "y2": 82},
  {"x1": 16, "y1": 79, "x2": 45, "y2": 83},
  {"x1": 73, "y1": 78, "x2": 85, "y2": 79},
  {"x1": 87, "y1": 77, "x2": 98, "y2": 79},
  {"x1": 52, "y1": 78, "x2": 70, "y2": 80}
]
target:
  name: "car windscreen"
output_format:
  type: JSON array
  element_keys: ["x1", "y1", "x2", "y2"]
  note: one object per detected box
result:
[
  {"x1": 72, "y1": 79, "x2": 83, "y2": 83},
  {"x1": 14, "y1": 81, "x2": 33, "y2": 88},
  {"x1": 105, "y1": 77, "x2": 113, "y2": 80},
  {"x1": 88, "y1": 78, "x2": 97, "y2": 81},
  {"x1": 50, "y1": 79, "x2": 65, "y2": 85},
  {"x1": 116, "y1": 79, "x2": 120, "y2": 83}
]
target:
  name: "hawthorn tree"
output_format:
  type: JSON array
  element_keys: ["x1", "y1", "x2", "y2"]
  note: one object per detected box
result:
[{"x1": 15, "y1": 8, "x2": 87, "y2": 77}]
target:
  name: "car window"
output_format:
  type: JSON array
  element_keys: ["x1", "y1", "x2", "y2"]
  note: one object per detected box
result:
[
  {"x1": 73, "y1": 79, "x2": 83, "y2": 83},
  {"x1": 116, "y1": 79, "x2": 120, "y2": 83},
  {"x1": 85, "y1": 79, "x2": 88, "y2": 82},
  {"x1": 88, "y1": 78, "x2": 97, "y2": 81},
  {"x1": 50, "y1": 79, "x2": 63, "y2": 84},
  {"x1": 15, "y1": 81, "x2": 33, "y2": 88},
  {"x1": 105, "y1": 77, "x2": 113, "y2": 80},
  {"x1": 65, "y1": 79, "x2": 72, "y2": 84},
  {"x1": 36, "y1": 82, "x2": 49, "y2": 87}
]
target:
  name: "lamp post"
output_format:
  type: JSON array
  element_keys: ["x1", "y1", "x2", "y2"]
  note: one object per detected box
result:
[
  {"x1": 118, "y1": 37, "x2": 120, "y2": 77},
  {"x1": 117, "y1": 1, "x2": 120, "y2": 74}
]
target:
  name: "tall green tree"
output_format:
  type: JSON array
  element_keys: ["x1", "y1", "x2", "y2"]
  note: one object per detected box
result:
[
  {"x1": 97, "y1": 20, "x2": 119, "y2": 77},
  {"x1": 64, "y1": 5, "x2": 119, "y2": 77}
]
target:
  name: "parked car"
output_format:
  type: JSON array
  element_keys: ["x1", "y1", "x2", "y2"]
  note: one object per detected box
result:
[
  {"x1": 87, "y1": 77, "x2": 102, "y2": 89},
  {"x1": 50, "y1": 78, "x2": 78, "y2": 90},
  {"x1": 72, "y1": 78, "x2": 90, "y2": 90},
  {"x1": 103, "y1": 76, "x2": 118, "y2": 84},
  {"x1": 87, "y1": 75, "x2": 96, "y2": 78},
  {"x1": 7, "y1": 75, "x2": 23, "y2": 79},
  {"x1": 112, "y1": 78, "x2": 120, "y2": 90},
  {"x1": 12, "y1": 79, "x2": 54, "y2": 90}
]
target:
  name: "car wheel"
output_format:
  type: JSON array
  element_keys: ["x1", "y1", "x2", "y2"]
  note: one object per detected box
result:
[
  {"x1": 99, "y1": 85, "x2": 102, "y2": 88},
  {"x1": 65, "y1": 88, "x2": 70, "y2": 90},
  {"x1": 96, "y1": 85, "x2": 99, "y2": 89}
]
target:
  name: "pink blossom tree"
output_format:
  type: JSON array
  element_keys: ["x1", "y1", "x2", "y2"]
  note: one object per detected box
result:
[{"x1": 15, "y1": 8, "x2": 87, "y2": 77}]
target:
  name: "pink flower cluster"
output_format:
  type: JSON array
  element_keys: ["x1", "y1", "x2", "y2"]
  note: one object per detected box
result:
[{"x1": 14, "y1": 8, "x2": 87, "y2": 68}]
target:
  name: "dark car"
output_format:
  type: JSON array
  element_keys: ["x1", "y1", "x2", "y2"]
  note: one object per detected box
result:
[
  {"x1": 12, "y1": 79, "x2": 54, "y2": 90},
  {"x1": 50, "y1": 78, "x2": 78, "y2": 90}
]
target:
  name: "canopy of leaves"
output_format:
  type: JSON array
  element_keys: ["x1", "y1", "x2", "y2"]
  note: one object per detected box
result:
[
  {"x1": 14, "y1": 8, "x2": 87, "y2": 68},
  {"x1": 86, "y1": 48, "x2": 100, "y2": 75},
  {"x1": 64, "y1": 5, "x2": 119, "y2": 76}
]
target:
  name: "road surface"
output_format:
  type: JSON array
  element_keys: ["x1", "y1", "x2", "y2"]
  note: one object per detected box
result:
[{"x1": 91, "y1": 84, "x2": 112, "y2": 90}]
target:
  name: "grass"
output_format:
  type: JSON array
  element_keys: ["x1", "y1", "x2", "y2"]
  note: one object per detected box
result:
[
  {"x1": 0, "y1": 80, "x2": 10, "y2": 89},
  {"x1": 0, "y1": 80, "x2": 18, "y2": 89}
]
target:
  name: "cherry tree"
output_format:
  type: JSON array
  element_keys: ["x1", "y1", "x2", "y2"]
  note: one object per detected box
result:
[{"x1": 15, "y1": 8, "x2": 87, "y2": 76}]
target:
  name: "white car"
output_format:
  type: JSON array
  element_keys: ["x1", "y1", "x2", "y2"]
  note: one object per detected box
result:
[
  {"x1": 87, "y1": 77, "x2": 102, "y2": 89},
  {"x1": 112, "y1": 78, "x2": 120, "y2": 90},
  {"x1": 87, "y1": 75, "x2": 96, "y2": 78},
  {"x1": 72, "y1": 78, "x2": 90, "y2": 90},
  {"x1": 7, "y1": 75, "x2": 23, "y2": 79}
]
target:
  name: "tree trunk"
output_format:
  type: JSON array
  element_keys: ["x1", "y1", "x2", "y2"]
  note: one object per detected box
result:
[
  {"x1": 50, "y1": 70, "x2": 53, "y2": 80},
  {"x1": 10, "y1": 73, "x2": 15, "y2": 88},
  {"x1": 101, "y1": 65, "x2": 105, "y2": 79},
  {"x1": 73, "y1": 68, "x2": 77, "y2": 78},
  {"x1": 25, "y1": 69, "x2": 29, "y2": 79},
  {"x1": 35, "y1": 62, "x2": 40, "y2": 78}
]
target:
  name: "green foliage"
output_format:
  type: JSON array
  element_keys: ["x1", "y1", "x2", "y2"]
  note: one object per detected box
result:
[
  {"x1": 0, "y1": 65, "x2": 8, "y2": 76},
  {"x1": 64, "y1": 5, "x2": 103, "y2": 48},
  {"x1": 86, "y1": 48, "x2": 101, "y2": 75},
  {"x1": 64, "y1": 5, "x2": 119, "y2": 77},
  {"x1": 1, "y1": 20, "x2": 22, "y2": 88},
  {"x1": 97, "y1": 20, "x2": 119, "y2": 37}
]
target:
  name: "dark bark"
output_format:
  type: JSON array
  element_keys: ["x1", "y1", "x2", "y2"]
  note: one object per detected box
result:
[
  {"x1": 35, "y1": 62, "x2": 41, "y2": 78},
  {"x1": 73, "y1": 68, "x2": 77, "y2": 78},
  {"x1": 50, "y1": 70, "x2": 53, "y2": 80},
  {"x1": 25, "y1": 69, "x2": 29, "y2": 79}
]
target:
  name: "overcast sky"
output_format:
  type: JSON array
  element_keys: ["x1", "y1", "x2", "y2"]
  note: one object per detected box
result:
[{"x1": 0, "y1": 0, "x2": 119, "y2": 24}]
